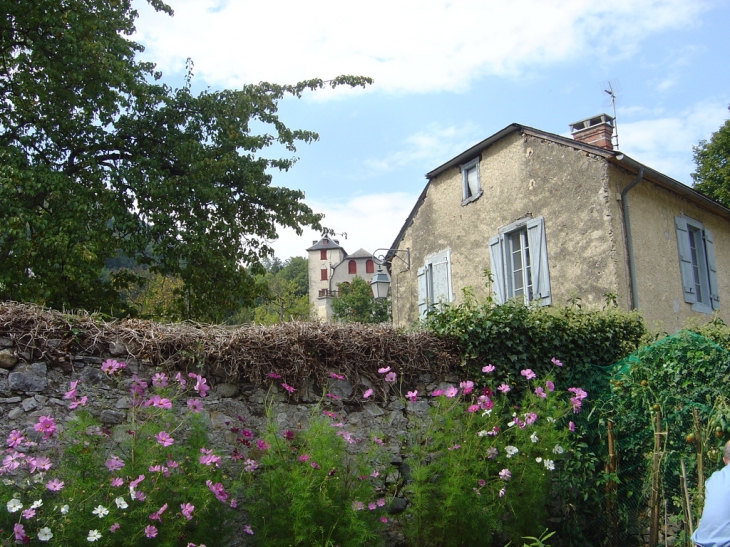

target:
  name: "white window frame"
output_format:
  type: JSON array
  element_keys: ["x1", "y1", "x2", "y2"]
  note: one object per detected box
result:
[
  {"x1": 675, "y1": 216, "x2": 719, "y2": 313},
  {"x1": 460, "y1": 157, "x2": 482, "y2": 205},
  {"x1": 488, "y1": 216, "x2": 551, "y2": 306},
  {"x1": 416, "y1": 249, "x2": 453, "y2": 318}
]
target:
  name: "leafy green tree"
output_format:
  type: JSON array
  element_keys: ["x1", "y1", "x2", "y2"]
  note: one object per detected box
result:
[
  {"x1": 692, "y1": 108, "x2": 730, "y2": 207},
  {"x1": 0, "y1": 0, "x2": 370, "y2": 322},
  {"x1": 331, "y1": 277, "x2": 391, "y2": 324}
]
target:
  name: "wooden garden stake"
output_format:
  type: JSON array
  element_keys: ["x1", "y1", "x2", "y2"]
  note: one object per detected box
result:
[
  {"x1": 693, "y1": 408, "x2": 704, "y2": 505},
  {"x1": 606, "y1": 420, "x2": 618, "y2": 547},
  {"x1": 680, "y1": 458, "x2": 694, "y2": 542},
  {"x1": 649, "y1": 410, "x2": 662, "y2": 547}
]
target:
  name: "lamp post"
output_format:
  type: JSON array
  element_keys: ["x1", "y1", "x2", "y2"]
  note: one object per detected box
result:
[{"x1": 369, "y1": 248, "x2": 410, "y2": 300}]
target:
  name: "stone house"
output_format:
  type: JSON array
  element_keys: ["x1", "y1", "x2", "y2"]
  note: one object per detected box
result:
[
  {"x1": 386, "y1": 114, "x2": 730, "y2": 331},
  {"x1": 306, "y1": 236, "x2": 389, "y2": 321}
]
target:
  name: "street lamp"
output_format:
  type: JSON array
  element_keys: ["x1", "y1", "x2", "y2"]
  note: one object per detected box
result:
[{"x1": 369, "y1": 248, "x2": 410, "y2": 300}]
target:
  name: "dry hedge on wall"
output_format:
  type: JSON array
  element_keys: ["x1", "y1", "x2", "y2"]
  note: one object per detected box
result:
[{"x1": 0, "y1": 302, "x2": 460, "y2": 391}]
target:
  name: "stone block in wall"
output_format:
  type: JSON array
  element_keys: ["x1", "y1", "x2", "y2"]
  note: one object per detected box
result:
[
  {"x1": 0, "y1": 337, "x2": 13, "y2": 348},
  {"x1": 0, "y1": 349, "x2": 17, "y2": 368},
  {"x1": 100, "y1": 410, "x2": 127, "y2": 424},
  {"x1": 8, "y1": 367, "x2": 47, "y2": 392},
  {"x1": 217, "y1": 383, "x2": 239, "y2": 398},
  {"x1": 81, "y1": 366, "x2": 106, "y2": 385},
  {"x1": 109, "y1": 341, "x2": 126, "y2": 356}
]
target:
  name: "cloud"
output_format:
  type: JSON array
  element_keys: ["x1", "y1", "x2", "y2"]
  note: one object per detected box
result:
[
  {"x1": 618, "y1": 99, "x2": 729, "y2": 183},
  {"x1": 364, "y1": 122, "x2": 483, "y2": 173},
  {"x1": 132, "y1": 0, "x2": 706, "y2": 95},
  {"x1": 268, "y1": 193, "x2": 417, "y2": 260}
]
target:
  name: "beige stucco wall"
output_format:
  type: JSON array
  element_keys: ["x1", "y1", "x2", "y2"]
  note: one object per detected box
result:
[
  {"x1": 391, "y1": 132, "x2": 624, "y2": 326},
  {"x1": 609, "y1": 166, "x2": 730, "y2": 331},
  {"x1": 307, "y1": 246, "x2": 345, "y2": 320}
]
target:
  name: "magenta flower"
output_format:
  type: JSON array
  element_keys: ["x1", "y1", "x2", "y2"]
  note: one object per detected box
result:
[
  {"x1": 499, "y1": 487, "x2": 506, "y2": 497},
  {"x1": 46, "y1": 478, "x2": 64, "y2": 491},
  {"x1": 444, "y1": 386, "x2": 459, "y2": 398},
  {"x1": 267, "y1": 372, "x2": 282, "y2": 379},
  {"x1": 101, "y1": 359, "x2": 126, "y2": 375},
  {"x1": 281, "y1": 383, "x2": 296, "y2": 393},
  {"x1": 145, "y1": 395, "x2": 172, "y2": 409},
  {"x1": 497, "y1": 384, "x2": 510, "y2": 393},
  {"x1": 298, "y1": 454, "x2": 310, "y2": 462},
  {"x1": 151, "y1": 373, "x2": 168, "y2": 388},
  {"x1": 363, "y1": 388, "x2": 373, "y2": 399},
  {"x1": 326, "y1": 393, "x2": 340, "y2": 400},
  {"x1": 384, "y1": 372, "x2": 397, "y2": 383},
  {"x1": 478, "y1": 395, "x2": 493, "y2": 409},
  {"x1": 524, "y1": 412, "x2": 538, "y2": 425},
  {"x1": 478, "y1": 479, "x2": 486, "y2": 487},
  {"x1": 186, "y1": 398, "x2": 203, "y2": 412},
  {"x1": 431, "y1": 389, "x2": 444, "y2": 397},
  {"x1": 34, "y1": 416, "x2": 56, "y2": 439},
  {"x1": 368, "y1": 502, "x2": 377, "y2": 510},
  {"x1": 199, "y1": 449, "x2": 222, "y2": 467},
  {"x1": 155, "y1": 431, "x2": 174, "y2": 447},
  {"x1": 377, "y1": 367, "x2": 391, "y2": 374},
  {"x1": 352, "y1": 501, "x2": 364, "y2": 511},
  {"x1": 380, "y1": 516, "x2": 388, "y2": 523},
  {"x1": 569, "y1": 421, "x2": 576, "y2": 432},
  {"x1": 546, "y1": 380, "x2": 555, "y2": 392},
  {"x1": 447, "y1": 444, "x2": 461, "y2": 450},
  {"x1": 6, "y1": 430, "x2": 24, "y2": 448},
  {"x1": 551, "y1": 357, "x2": 563, "y2": 367},
  {"x1": 329, "y1": 373, "x2": 345, "y2": 380},
  {"x1": 499, "y1": 468, "x2": 511, "y2": 481},
  {"x1": 243, "y1": 525, "x2": 254, "y2": 535},
  {"x1": 466, "y1": 404, "x2": 480, "y2": 413},
  {"x1": 110, "y1": 478, "x2": 123, "y2": 487},
  {"x1": 181, "y1": 503, "x2": 194, "y2": 520},
  {"x1": 255, "y1": 439, "x2": 270, "y2": 450},
  {"x1": 64, "y1": 380, "x2": 79, "y2": 400},
  {"x1": 69, "y1": 395, "x2": 88, "y2": 409},
  {"x1": 406, "y1": 390, "x2": 418, "y2": 402},
  {"x1": 487, "y1": 447, "x2": 498, "y2": 459},
  {"x1": 27, "y1": 456, "x2": 52, "y2": 473},
  {"x1": 372, "y1": 436, "x2": 384, "y2": 446},
  {"x1": 144, "y1": 525, "x2": 158, "y2": 538},
  {"x1": 534, "y1": 387, "x2": 546, "y2": 398},
  {"x1": 520, "y1": 369, "x2": 536, "y2": 380},
  {"x1": 206, "y1": 480, "x2": 229, "y2": 503},
  {"x1": 243, "y1": 459, "x2": 258, "y2": 472},
  {"x1": 135, "y1": 491, "x2": 146, "y2": 501},
  {"x1": 482, "y1": 364, "x2": 495, "y2": 373},
  {"x1": 310, "y1": 461, "x2": 320, "y2": 470},
  {"x1": 377, "y1": 498, "x2": 386, "y2": 507},
  {"x1": 105, "y1": 455, "x2": 125, "y2": 472},
  {"x1": 110, "y1": 523, "x2": 120, "y2": 532},
  {"x1": 568, "y1": 387, "x2": 588, "y2": 413},
  {"x1": 22, "y1": 508, "x2": 35, "y2": 519},
  {"x1": 459, "y1": 380, "x2": 474, "y2": 394},
  {"x1": 13, "y1": 523, "x2": 25, "y2": 541}
]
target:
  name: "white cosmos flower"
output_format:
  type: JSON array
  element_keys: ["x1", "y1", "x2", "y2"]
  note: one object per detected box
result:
[
  {"x1": 114, "y1": 497, "x2": 128, "y2": 509},
  {"x1": 544, "y1": 459, "x2": 555, "y2": 471},
  {"x1": 6, "y1": 498, "x2": 23, "y2": 512},
  {"x1": 553, "y1": 444, "x2": 564, "y2": 454},
  {"x1": 530, "y1": 432, "x2": 539, "y2": 443},
  {"x1": 31, "y1": 499, "x2": 43, "y2": 509},
  {"x1": 87, "y1": 529, "x2": 102, "y2": 542},
  {"x1": 536, "y1": 457, "x2": 543, "y2": 463},
  {"x1": 505, "y1": 446, "x2": 519, "y2": 458},
  {"x1": 60, "y1": 504, "x2": 69, "y2": 514},
  {"x1": 38, "y1": 527, "x2": 53, "y2": 541},
  {"x1": 92, "y1": 505, "x2": 109, "y2": 518}
]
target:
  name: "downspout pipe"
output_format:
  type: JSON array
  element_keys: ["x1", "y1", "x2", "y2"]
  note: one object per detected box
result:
[{"x1": 617, "y1": 154, "x2": 644, "y2": 310}]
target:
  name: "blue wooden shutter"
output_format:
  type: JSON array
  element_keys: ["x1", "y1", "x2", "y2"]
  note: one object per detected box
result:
[
  {"x1": 705, "y1": 228, "x2": 720, "y2": 310},
  {"x1": 526, "y1": 217, "x2": 551, "y2": 306},
  {"x1": 488, "y1": 235, "x2": 506, "y2": 304},
  {"x1": 430, "y1": 251, "x2": 451, "y2": 308},
  {"x1": 417, "y1": 266, "x2": 428, "y2": 318},
  {"x1": 674, "y1": 217, "x2": 697, "y2": 303}
]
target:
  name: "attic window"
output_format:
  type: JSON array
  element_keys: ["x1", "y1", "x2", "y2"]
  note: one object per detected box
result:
[{"x1": 461, "y1": 157, "x2": 482, "y2": 205}]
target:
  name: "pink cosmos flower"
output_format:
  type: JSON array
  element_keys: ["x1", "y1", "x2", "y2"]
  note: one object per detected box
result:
[
  {"x1": 151, "y1": 373, "x2": 168, "y2": 388},
  {"x1": 144, "y1": 525, "x2": 158, "y2": 538},
  {"x1": 372, "y1": 436, "x2": 384, "y2": 446},
  {"x1": 244, "y1": 459, "x2": 258, "y2": 472},
  {"x1": 34, "y1": 416, "x2": 56, "y2": 439},
  {"x1": 46, "y1": 478, "x2": 65, "y2": 491},
  {"x1": 6, "y1": 430, "x2": 24, "y2": 448},
  {"x1": 243, "y1": 525, "x2": 254, "y2": 535},
  {"x1": 22, "y1": 508, "x2": 35, "y2": 519},
  {"x1": 448, "y1": 444, "x2": 461, "y2": 450},
  {"x1": 377, "y1": 498, "x2": 386, "y2": 507},
  {"x1": 368, "y1": 502, "x2": 377, "y2": 510},
  {"x1": 406, "y1": 390, "x2": 418, "y2": 402},
  {"x1": 478, "y1": 479, "x2": 486, "y2": 487},
  {"x1": 64, "y1": 380, "x2": 79, "y2": 400},
  {"x1": 267, "y1": 372, "x2": 282, "y2": 379},
  {"x1": 380, "y1": 516, "x2": 388, "y2": 523},
  {"x1": 145, "y1": 395, "x2": 172, "y2": 409},
  {"x1": 546, "y1": 380, "x2": 555, "y2": 392},
  {"x1": 352, "y1": 501, "x2": 364, "y2": 511},
  {"x1": 329, "y1": 373, "x2": 345, "y2": 380},
  {"x1": 377, "y1": 367, "x2": 391, "y2": 374},
  {"x1": 326, "y1": 393, "x2": 340, "y2": 400},
  {"x1": 310, "y1": 462, "x2": 320, "y2": 470},
  {"x1": 69, "y1": 396, "x2": 88, "y2": 409},
  {"x1": 110, "y1": 523, "x2": 120, "y2": 532},
  {"x1": 384, "y1": 372, "x2": 397, "y2": 383},
  {"x1": 110, "y1": 478, "x2": 123, "y2": 487},
  {"x1": 460, "y1": 380, "x2": 474, "y2": 394},
  {"x1": 478, "y1": 395, "x2": 493, "y2": 409},
  {"x1": 105, "y1": 455, "x2": 125, "y2": 472},
  {"x1": 520, "y1": 369, "x2": 536, "y2": 380},
  {"x1": 524, "y1": 412, "x2": 538, "y2": 425},
  {"x1": 322, "y1": 410, "x2": 337, "y2": 418},
  {"x1": 534, "y1": 387, "x2": 546, "y2": 398},
  {"x1": 569, "y1": 421, "x2": 576, "y2": 432},
  {"x1": 499, "y1": 468, "x2": 511, "y2": 481},
  {"x1": 255, "y1": 439, "x2": 270, "y2": 450},
  {"x1": 181, "y1": 503, "x2": 194, "y2": 520},
  {"x1": 14, "y1": 523, "x2": 25, "y2": 541},
  {"x1": 186, "y1": 398, "x2": 203, "y2": 412},
  {"x1": 444, "y1": 386, "x2": 459, "y2": 398},
  {"x1": 101, "y1": 359, "x2": 126, "y2": 375},
  {"x1": 482, "y1": 364, "x2": 495, "y2": 373},
  {"x1": 551, "y1": 357, "x2": 563, "y2": 367},
  {"x1": 199, "y1": 449, "x2": 222, "y2": 467},
  {"x1": 499, "y1": 487, "x2": 506, "y2": 497},
  {"x1": 189, "y1": 374, "x2": 210, "y2": 397},
  {"x1": 466, "y1": 404, "x2": 480, "y2": 413},
  {"x1": 206, "y1": 480, "x2": 229, "y2": 503},
  {"x1": 27, "y1": 456, "x2": 52, "y2": 473},
  {"x1": 135, "y1": 491, "x2": 146, "y2": 501},
  {"x1": 281, "y1": 383, "x2": 296, "y2": 393},
  {"x1": 149, "y1": 503, "x2": 168, "y2": 522},
  {"x1": 298, "y1": 454, "x2": 310, "y2": 462},
  {"x1": 155, "y1": 431, "x2": 174, "y2": 447},
  {"x1": 497, "y1": 384, "x2": 510, "y2": 394},
  {"x1": 174, "y1": 372, "x2": 187, "y2": 386},
  {"x1": 363, "y1": 389, "x2": 373, "y2": 399},
  {"x1": 431, "y1": 389, "x2": 444, "y2": 397},
  {"x1": 568, "y1": 387, "x2": 588, "y2": 413}
]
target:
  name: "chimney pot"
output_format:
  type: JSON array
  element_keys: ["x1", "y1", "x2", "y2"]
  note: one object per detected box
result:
[{"x1": 569, "y1": 114, "x2": 614, "y2": 150}]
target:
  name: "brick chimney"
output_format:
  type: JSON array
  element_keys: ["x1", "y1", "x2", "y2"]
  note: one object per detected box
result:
[{"x1": 569, "y1": 114, "x2": 614, "y2": 150}]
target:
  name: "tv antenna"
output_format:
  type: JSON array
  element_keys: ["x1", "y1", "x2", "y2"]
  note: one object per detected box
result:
[{"x1": 602, "y1": 80, "x2": 620, "y2": 150}]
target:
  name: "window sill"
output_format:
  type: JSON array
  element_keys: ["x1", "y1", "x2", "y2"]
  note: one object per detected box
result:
[{"x1": 461, "y1": 190, "x2": 483, "y2": 206}]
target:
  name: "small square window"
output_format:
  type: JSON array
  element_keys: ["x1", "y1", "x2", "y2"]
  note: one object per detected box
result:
[{"x1": 461, "y1": 158, "x2": 482, "y2": 205}]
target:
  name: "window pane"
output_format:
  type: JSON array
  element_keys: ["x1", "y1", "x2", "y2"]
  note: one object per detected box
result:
[
  {"x1": 348, "y1": 260, "x2": 357, "y2": 274},
  {"x1": 466, "y1": 166, "x2": 479, "y2": 196}
]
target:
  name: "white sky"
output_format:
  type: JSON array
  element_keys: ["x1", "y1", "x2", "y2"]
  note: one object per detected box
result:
[{"x1": 133, "y1": 0, "x2": 730, "y2": 260}]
